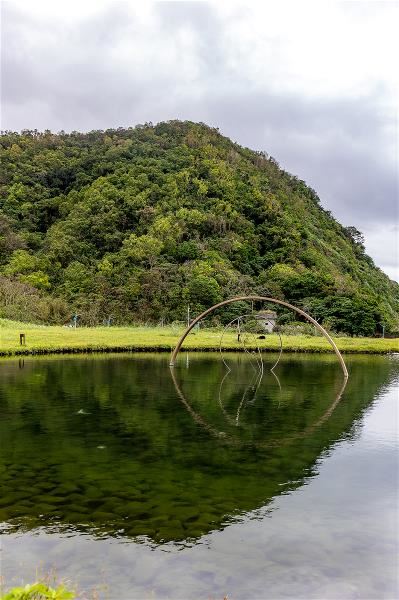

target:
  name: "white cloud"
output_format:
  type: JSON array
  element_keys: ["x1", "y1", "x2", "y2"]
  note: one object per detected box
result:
[{"x1": 363, "y1": 224, "x2": 399, "y2": 282}]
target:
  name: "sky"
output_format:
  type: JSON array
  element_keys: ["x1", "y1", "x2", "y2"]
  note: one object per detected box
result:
[{"x1": 1, "y1": 0, "x2": 398, "y2": 280}]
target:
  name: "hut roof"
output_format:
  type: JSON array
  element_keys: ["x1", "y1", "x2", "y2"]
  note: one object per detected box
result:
[{"x1": 256, "y1": 310, "x2": 277, "y2": 318}]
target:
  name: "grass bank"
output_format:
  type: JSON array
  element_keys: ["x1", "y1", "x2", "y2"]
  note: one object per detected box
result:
[{"x1": 0, "y1": 319, "x2": 398, "y2": 357}]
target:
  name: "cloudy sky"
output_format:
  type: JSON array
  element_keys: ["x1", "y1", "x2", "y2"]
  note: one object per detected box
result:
[{"x1": 1, "y1": 0, "x2": 398, "y2": 280}]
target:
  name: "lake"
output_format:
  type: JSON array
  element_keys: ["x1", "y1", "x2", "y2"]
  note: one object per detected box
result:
[{"x1": 0, "y1": 353, "x2": 398, "y2": 599}]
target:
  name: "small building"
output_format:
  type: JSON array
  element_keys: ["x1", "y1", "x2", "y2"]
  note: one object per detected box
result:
[{"x1": 255, "y1": 310, "x2": 277, "y2": 333}]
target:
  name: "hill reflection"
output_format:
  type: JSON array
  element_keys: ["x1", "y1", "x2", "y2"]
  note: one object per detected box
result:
[{"x1": 0, "y1": 353, "x2": 396, "y2": 544}]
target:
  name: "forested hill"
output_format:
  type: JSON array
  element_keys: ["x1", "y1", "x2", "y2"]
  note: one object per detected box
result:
[{"x1": 0, "y1": 121, "x2": 398, "y2": 334}]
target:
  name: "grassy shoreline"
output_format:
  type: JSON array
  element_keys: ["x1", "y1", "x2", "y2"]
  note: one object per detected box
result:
[{"x1": 0, "y1": 320, "x2": 398, "y2": 357}]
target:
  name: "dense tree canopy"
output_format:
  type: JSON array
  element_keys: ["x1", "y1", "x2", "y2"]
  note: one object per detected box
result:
[{"x1": 0, "y1": 121, "x2": 398, "y2": 335}]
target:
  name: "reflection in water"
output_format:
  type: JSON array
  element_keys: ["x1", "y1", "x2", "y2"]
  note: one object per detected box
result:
[
  {"x1": 220, "y1": 366, "x2": 265, "y2": 427},
  {"x1": 0, "y1": 353, "x2": 394, "y2": 548},
  {"x1": 171, "y1": 359, "x2": 347, "y2": 445},
  {"x1": 0, "y1": 353, "x2": 398, "y2": 598}
]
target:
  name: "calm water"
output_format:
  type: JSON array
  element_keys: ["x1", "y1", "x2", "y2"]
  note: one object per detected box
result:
[{"x1": 0, "y1": 353, "x2": 398, "y2": 599}]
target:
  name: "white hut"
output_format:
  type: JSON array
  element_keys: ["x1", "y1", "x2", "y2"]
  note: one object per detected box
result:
[{"x1": 255, "y1": 310, "x2": 277, "y2": 333}]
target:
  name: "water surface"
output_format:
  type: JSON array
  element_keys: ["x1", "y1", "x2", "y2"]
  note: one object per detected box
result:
[{"x1": 0, "y1": 353, "x2": 398, "y2": 598}]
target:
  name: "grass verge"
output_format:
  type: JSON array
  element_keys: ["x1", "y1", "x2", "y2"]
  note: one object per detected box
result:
[{"x1": 0, "y1": 319, "x2": 398, "y2": 357}]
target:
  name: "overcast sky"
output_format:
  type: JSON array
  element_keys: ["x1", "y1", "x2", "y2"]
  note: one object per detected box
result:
[{"x1": 1, "y1": 0, "x2": 398, "y2": 280}]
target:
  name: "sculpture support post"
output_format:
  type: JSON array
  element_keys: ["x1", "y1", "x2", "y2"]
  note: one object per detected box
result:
[{"x1": 169, "y1": 296, "x2": 349, "y2": 379}]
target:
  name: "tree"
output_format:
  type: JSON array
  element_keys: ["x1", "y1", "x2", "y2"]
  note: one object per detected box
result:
[
  {"x1": 344, "y1": 226, "x2": 365, "y2": 247},
  {"x1": 184, "y1": 274, "x2": 222, "y2": 312},
  {"x1": 122, "y1": 234, "x2": 163, "y2": 267}
]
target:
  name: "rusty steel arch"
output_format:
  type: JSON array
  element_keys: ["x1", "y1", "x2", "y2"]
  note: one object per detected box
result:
[{"x1": 169, "y1": 296, "x2": 349, "y2": 379}]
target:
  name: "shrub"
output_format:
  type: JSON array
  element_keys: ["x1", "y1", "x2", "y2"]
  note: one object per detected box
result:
[{"x1": 2, "y1": 582, "x2": 74, "y2": 599}]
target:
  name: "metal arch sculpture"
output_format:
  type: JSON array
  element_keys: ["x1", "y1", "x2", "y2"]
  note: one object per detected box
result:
[
  {"x1": 218, "y1": 314, "x2": 283, "y2": 373},
  {"x1": 169, "y1": 295, "x2": 349, "y2": 379}
]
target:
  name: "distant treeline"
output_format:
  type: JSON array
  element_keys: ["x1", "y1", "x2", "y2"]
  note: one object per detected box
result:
[{"x1": 0, "y1": 120, "x2": 398, "y2": 335}]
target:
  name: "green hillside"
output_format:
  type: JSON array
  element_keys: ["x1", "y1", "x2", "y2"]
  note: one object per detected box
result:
[{"x1": 0, "y1": 121, "x2": 398, "y2": 334}]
